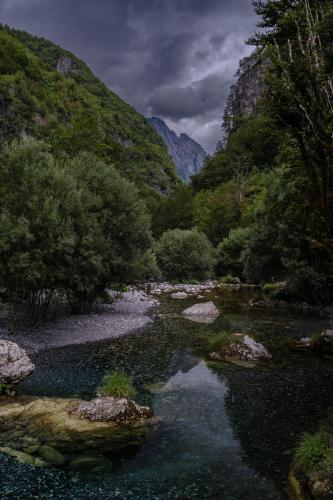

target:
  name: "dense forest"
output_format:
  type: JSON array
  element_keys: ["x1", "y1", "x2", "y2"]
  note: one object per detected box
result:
[
  {"x1": 0, "y1": 0, "x2": 332, "y2": 329},
  {"x1": 161, "y1": 0, "x2": 333, "y2": 305}
]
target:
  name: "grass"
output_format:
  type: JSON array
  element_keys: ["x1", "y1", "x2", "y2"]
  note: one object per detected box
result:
[
  {"x1": 209, "y1": 331, "x2": 231, "y2": 352},
  {"x1": 219, "y1": 275, "x2": 239, "y2": 285},
  {"x1": 294, "y1": 432, "x2": 328, "y2": 471},
  {"x1": 98, "y1": 370, "x2": 136, "y2": 399},
  {"x1": 0, "y1": 383, "x2": 14, "y2": 395},
  {"x1": 262, "y1": 282, "x2": 281, "y2": 292}
]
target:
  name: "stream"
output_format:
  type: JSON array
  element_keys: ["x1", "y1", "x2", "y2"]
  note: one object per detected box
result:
[{"x1": 1, "y1": 287, "x2": 333, "y2": 499}]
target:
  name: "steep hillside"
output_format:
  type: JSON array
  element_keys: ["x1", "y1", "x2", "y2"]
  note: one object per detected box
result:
[
  {"x1": 0, "y1": 25, "x2": 179, "y2": 193},
  {"x1": 148, "y1": 117, "x2": 207, "y2": 183}
]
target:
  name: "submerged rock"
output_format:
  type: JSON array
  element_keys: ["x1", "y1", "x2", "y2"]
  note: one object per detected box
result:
[
  {"x1": 38, "y1": 444, "x2": 65, "y2": 466},
  {"x1": 69, "y1": 454, "x2": 113, "y2": 473},
  {"x1": 182, "y1": 302, "x2": 220, "y2": 324},
  {"x1": 209, "y1": 334, "x2": 272, "y2": 366},
  {"x1": 0, "y1": 341, "x2": 35, "y2": 392},
  {"x1": 71, "y1": 397, "x2": 152, "y2": 423}
]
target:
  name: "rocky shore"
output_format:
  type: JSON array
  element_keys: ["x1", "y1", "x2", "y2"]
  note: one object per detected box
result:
[{"x1": 0, "y1": 290, "x2": 158, "y2": 353}]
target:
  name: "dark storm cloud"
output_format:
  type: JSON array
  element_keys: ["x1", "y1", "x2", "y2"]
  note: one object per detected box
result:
[
  {"x1": 0, "y1": 0, "x2": 258, "y2": 152},
  {"x1": 148, "y1": 73, "x2": 233, "y2": 120}
]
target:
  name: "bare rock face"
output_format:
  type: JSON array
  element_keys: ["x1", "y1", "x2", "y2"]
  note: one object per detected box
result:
[
  {"x1": 72, "y1": 397, "x2": 153, "y2": 423},
  {"x1": 182, "y1": 302, "x2": 220, "y2": 324},
  {"x1": 231, "y1": 55, "x2": 270, "y2": 118},
  {"x1": 148, "y1": 117, "x2": 207, "y2": 183},
  {"x1": 0, "y1": 341, "x2": 35, "y2": 390},
  {"x1": 56, "y1": 55, "x2": 79, "y2": 75}
]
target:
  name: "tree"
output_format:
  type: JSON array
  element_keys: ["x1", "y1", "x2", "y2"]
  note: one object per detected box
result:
[
  {"x1": 155, "y1": 229, "x2": 216, "y2": 281},
  {"x1": 0, "y1": 139, "x2": 154, "y2": 326},
  {"x1": 252, "y1": 0, "x2": 333, "y2": 282},
  {"x1": 151, "y1": 184, "x2": 194, "y2": 236}
]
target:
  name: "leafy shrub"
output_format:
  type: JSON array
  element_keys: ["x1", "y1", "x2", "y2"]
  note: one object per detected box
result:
[
  {"x1": 98, "y1": 370, "x2": 135, "y2": 399},
  {"x1": 0, "y1": 139, "x2": 153, "y2": 324},
  {"x1": 262, "y1": 283, "x2": 281, "y2": 292},
  {"x1": 217, "y1": 227, "x2": 251, "y2": 277},
  {"x1": 130, "y1": 250, "x2": 162, "y2": 282},
  {"x1": 209, "y1": 331, "x2": 231, "y2": 352},
  {"x1": 220, "y1": 275, "x2": 240, "y2": 285},
  {"x1": 294, "y1": 433, "x2": 328, "y2": 471},
  {"x1": 155, "y1": 229, "x2": 216, "y2": 281}
]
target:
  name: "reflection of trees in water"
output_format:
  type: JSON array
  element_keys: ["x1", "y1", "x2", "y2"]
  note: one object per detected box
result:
[{"x1": 210, "y1": 363, "x2": 333, "y2": 484}]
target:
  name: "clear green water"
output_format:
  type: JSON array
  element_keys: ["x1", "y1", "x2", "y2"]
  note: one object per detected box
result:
[{"x1": 18, "y1": 288, "x2": 333, "y2": 499}]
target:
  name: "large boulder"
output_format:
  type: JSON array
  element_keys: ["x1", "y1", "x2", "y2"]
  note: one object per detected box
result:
[
  {"x1": 209, "y1": 334, "x2": 272, "y2": 366},
  {"x1": 182, "y1": 301, "x2": 220, "y2": 324},
  {"x1": 0, "y1": 341, "x2": 34, "y2": 392},
  {"x1": 71, "y1": 397, "x2": 152, "y2": 423}
]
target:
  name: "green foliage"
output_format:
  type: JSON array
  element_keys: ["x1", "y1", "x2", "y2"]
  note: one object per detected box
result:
[
  {"x1": 98, "y1": 370, "x2": 136, "y2": 399},
  {"x1": 217, "y1": 227, "x2": 252, "y2": 277},
  {"x1": 155, "y1": 229, "x2": 216, "y2": 281},
  {"x1": 193, "y1": 182, "x2": 241, "y2": 245},
  {"x1": 188, "y1": 1, "x2": 333, "y2": 304},
  {"x1": 0, "y1": 139, "x2": 152, "y2": 321},
  {"x1": 209, "y1": 331, "x2": 231, "y2": 352},
  {"x1": 0, "y1": 383, "x2": 14, "y2": 395},
  {"x1": 151, "y1": 185, "x2": 194, "y2": 237},
  {"x1": 294, "y1": 433, "x2": 328, "y2": 472},
  {"x1": 0, "y1": 24, "x2": 178, "y2": 193},
  {"x1": 220, "y1": 275, "x2": 239, "y2": 285},
  {"x1": 192, "y1": 113, "x2": 282, "y2": 192}
]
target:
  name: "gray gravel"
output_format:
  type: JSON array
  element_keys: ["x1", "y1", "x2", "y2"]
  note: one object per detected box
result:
[{"x1": 0, "y1": 290, "x2": 158, "y2": 353}]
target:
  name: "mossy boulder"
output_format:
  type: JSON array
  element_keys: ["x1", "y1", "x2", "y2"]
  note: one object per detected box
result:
[
  {"x1": 209, "y1": 333, "x2": 272, "y2": 367},
  {"x1": 289, "y1": 409, "x2": 333, "y2": 499},
  {"x1": 69, "y1": 454, "x2": 113, "y2": 473},
  {"x1": 0, "y1": 396, "x2": 157, "y2": 469},
  {"x1": 38, "y1": 444, "x2": 65, "y2": 466},
  {"x1": 294, "y1": 330, "x2": 333, "y2": 356}
]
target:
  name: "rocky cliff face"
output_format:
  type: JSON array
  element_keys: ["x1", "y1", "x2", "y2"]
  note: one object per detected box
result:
[
  {"x1": 148, "y1": 117, "x2": 207, "y2": 183},
  {"x1": 230, "y1": 55, "x2": 270, "y2": 118}
]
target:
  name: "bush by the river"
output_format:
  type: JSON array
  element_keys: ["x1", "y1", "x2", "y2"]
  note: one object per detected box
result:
[
  {"x1": 155, "y1": 228, "x2": 216, "y2": 281},
  {"x1": 0, "y1": 139, "x2": 152, "y2": 326}
]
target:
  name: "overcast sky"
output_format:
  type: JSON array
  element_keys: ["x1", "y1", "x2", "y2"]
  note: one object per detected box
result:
[{"x1": 1, "y1": 0, "x2": 258, "y2": 152}]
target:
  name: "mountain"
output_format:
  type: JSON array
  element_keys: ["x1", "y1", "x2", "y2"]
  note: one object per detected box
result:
[
  {"x1": 0, "y1": 25, "x2": 179, "y2": 193},
  {"x1": 148, "y1": 117, "x2": 207, "y2": 183}
]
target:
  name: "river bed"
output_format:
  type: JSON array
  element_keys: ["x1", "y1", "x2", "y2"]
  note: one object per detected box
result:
[{"x1": 1, "y1": 287, "x2": 333, "y2": 499}]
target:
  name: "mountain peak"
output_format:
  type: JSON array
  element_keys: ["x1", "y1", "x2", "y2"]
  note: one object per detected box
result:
[{"x1": 148, "y1": 117, "x2": 207, "y2": 183}]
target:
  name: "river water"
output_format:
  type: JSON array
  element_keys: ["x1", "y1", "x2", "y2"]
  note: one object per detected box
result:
[{"x1": 3, "y1": 287, "x2": 333, "y2": 499}]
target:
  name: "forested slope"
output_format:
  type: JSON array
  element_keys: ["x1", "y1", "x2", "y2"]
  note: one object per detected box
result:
[{"x1": 0, "y1": 25, "x2": 178, "y2": 193}]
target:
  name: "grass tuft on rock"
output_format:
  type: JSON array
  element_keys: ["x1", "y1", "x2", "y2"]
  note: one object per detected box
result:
[
  {"x1": 98, "y1": 370, "x2": 136, "y2": 399},
  {"x1": 220, "y1": 275, "x2": 239, "y2": 285},
  {"x1": 294, "y1": 432, "x2": 328, "y2": 471},
  {"x1": 209, "y1": 331, "x2": 231, "y2": 352}
]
